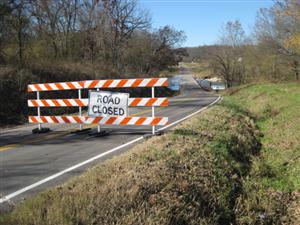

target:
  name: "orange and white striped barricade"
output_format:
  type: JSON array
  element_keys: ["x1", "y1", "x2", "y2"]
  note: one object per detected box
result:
[{"x1": 28, "y1": 78, "x2": 169, "y2": 134}]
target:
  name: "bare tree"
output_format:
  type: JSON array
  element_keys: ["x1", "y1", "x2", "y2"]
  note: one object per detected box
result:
[
  {"x1": 103, "y1": 0, "x2": 151, "y2": 70},
  {"x1": 211, "y1": 20, "x2": 247, "y2": 87},
  {"x1": 255, "y1": 0, "x2": 300, "y2": 80}
]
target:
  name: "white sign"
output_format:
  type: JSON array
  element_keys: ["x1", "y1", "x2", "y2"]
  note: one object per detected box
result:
[{"x1": 88, "y1": 91, "x2": 129, "y2": 117}]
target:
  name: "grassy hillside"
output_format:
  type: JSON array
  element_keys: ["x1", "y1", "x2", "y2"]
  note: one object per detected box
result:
[{"x1": 1, "y1": 82, "x2": 299, "y2": 224}]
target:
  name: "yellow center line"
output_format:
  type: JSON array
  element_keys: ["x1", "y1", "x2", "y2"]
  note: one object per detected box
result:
[{"x1": 0, "y1": 144, "x2": 19, "y2": 152}]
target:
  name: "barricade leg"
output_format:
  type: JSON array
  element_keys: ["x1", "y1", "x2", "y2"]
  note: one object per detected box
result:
[
  {"x1": 152, "y1": 87, "x2": 155, "y2": 135},
  {"x1": 37, "y1": 91, "x2": 41, "y2": 131},
  {"x1": 97, "y1": 88, "x2": 101, "y2": 133},
  {"x1": 32, "y1": 91, "x2": 50, "y2": 133},
  {"x1": 78, "y1": 89, "x2": 83, "y2": 131}
]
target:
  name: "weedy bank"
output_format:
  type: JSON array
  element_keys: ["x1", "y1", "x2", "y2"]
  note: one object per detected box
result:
[{"x1": 0, "y1": 83, "x2": 299, "y2": 224}]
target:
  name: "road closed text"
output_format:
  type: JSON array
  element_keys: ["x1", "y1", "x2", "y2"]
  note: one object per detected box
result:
[{"x1": 88, "y1": 91, "x2": 129, "y2": 117}]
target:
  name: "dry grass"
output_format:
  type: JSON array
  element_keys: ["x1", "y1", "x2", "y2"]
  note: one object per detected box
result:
[
  {"x1": 0, "y1": 82, "x2": 299, "y2": 224},
  {"x1": 0, "y1": 104, "x2": 262, "y2": 225},
  {"x1": 222, "y1": 82, "x2": 300, "y2": 224},
  {"x1": 181, "y1": 62, "x2": 213, "y2": 79}
]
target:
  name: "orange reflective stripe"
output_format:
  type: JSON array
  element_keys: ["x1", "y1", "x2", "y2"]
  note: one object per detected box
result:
[
  {"x1": 31, "y1": 100, "x2": 39, "y2": 107},
  {"x1": 106, "y1": 117, "x2": 117, "y2": 124},
  {"x1": 146, "y1": 98, "x2": 157, "y2": 106},
  {"x1": 52, "y1": 99, "x2": 60, "y2": 107},
  {"x1": 103, "y1": 80, "x2": 113, "y2": 88},
  {"x1": 148, "y1": 78, "x2": 159, "y2": 87},
  {"x1": 130, "y1": 98, "x2": 142, "y2": 106},
  {"x1": 89, "y1": 80, "x2": 99, "y2": 88},
  {"x1": 135, "y1": 117, "x2": 146, "y2": 125},
  {"x1": 34, "y1": 84, "x2": 42, "y2": 91},
  {"x1": 41, "y1": 100, "x2": 50, "y2": 107},
  {"x1": 162, "y1": 80, "x2": 168, "y2": 86},
  {"x1": 40, "y1": 116, "x2": 48, "y2": 123},
  {"x1": 30, "y1": 116, "x2": 38, "y2": 123},
  {"x1": 75, "y1": 99, "x2": 84, "y2": 106},
  {"x1": 93, "y1": 117, "x2": 102, "y2": 124},
  {"x1": 161, "y1": 99, "x2": 169, "y2": 106},
  {"x1": 55, "y1": 83, "x2": 64, "y2": 90},
  {"x1": 44, "y1": 83, "x2": 52, "y2": 90},
  {"x1": 117, "y1": 79, "x2": 128, "y2": 87},
  {"x1": 120, "y1": 117, "x2": 131, "y2": 125},
  {"x1": 151, "y1": 118, "x2": 161, "y2": 125},
  {"x1": 132, "y1": 79, "x2": 142, "y2": 87},
  {"x1": 62, "y1": 99, "x2": 71, "y2": 106},
  {"x1": 61, "y1": 116, "x2": 70, "y2": 123},
  {"x1": 51, "y1": 116, "x2": 59, "y2": 123},
  {"x1": 67, "y1": 82, "x2": 76, "y2": 89},
  {"x1": 73, "y1": 116, "x2": 82, "y2": 124}
]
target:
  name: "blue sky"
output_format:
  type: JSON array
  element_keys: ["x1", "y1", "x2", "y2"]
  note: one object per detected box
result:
[{"x1": 140, "y1": 0, "x2": 274, "y2": 47}]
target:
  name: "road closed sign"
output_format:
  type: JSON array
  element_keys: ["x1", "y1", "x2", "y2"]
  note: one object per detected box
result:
[{"x1": 88, "y1": 91, "x2": 129, "y2": 117}]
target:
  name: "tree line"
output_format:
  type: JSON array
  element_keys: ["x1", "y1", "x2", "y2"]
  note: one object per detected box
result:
[
  {"x1": 0, "y1": 0, "x2": 186, "y2": 75},
  {"x1": 0, "y1": 0, "x2": 186, "y2": 125},
  {"x1": 186, "y1": 0, "x2": 300, "y2": 87}
]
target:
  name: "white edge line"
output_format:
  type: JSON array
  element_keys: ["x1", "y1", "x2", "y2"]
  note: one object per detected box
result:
[
  {"x1": 158, "y1": 95, "x2": 221, "y2": 131},
  {"x1": 0, "y1": 95, "x2": 221, "y2": 204}
]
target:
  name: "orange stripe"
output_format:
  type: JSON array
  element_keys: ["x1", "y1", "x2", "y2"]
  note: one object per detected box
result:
[
  {"x1": 79, "y1": 81, "x2": 85, "y2": 88},
  {"x1": 146, "y1": 98, "x2": 157, "y2": 106},
  {"x1": 55, "y1": 83, "x2": 64, "y2": 90},
  {"x1": 62, "y1": 99, "x2": 71, "y2": 106},
  {"x1": 89, "y1": 80, "x2": 99, "y2": 88},
  {"x1": 130, "y1": 98, "x2": 142, "y2": 106},
  {"x1": 29, "y1": 116, "x2": 38, "y2": 123},
  {"x1": 51, "y1": 116, "x2": 59, "y2": 123},
  {"x1": 103, "y1": 80, "x2": 113, "y2": 88},
  {"x1": 132, "y1": 79, "x2": 142, "y2": 87},
  {"x1": 34, "y1": 84, "x2": 42, "y2": 91},
  {"x1": 135, "y1": 117, "x2": 146, "y2": 125},
  {"x1": 151, "y1": 118, "x2": 162, "y2": 125},
  {"x1": 52, "y1": 99, "x2": 60, "y2": 107},
  {"x1": 73, "y1": 116, "x2": 82, "y2": 124},
  {"x1": 161, "y1": 99, "x2": 169, "y2": 106},
  {"x1": 116, "y1": 79, "x2": 128, "y2": 87},
  {"x1": 44, "y1": 83, "x2": 52, "y2": 91},
  {"x1": 120, "y1": 117, "x2": 131, "y2": 125},
  {"x1": 31, "y1": 100, "x2": 39, "y2": 107},
  {"x1": 28, "y1": 86, "x2": 33, "y2": 92},
  {"x1": 41, "y1": 100, "x2": 50, "y2": 107},
  {"x1": 61, "y1": 116, "x2": 71, "y2": 123},
  {"x1": 40, "y1": 116, "x2": 48, "y2": 123},
  {"x1": 67, "y1": 82, "x2": 76, "y2": 89},
  {"x1": 75, "y1": 99, "x2": 84, "y2": 106},
  {"x1": 93, "y1": 117, "x2": 102, "y2": 124},
  {"x1": 162, "y1": 80, "x2": 168, "y2": 87},
  {"x1": 105, "y1": 117, "x2": 117, "y2": 124},
  {"x1": 147, "y1": 78, "x2": 159, "y2": 87}
]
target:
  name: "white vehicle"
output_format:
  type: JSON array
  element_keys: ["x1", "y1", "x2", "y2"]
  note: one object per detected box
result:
[{"x1": 199, "y1": 78, "x2": 225, "y2": 91}]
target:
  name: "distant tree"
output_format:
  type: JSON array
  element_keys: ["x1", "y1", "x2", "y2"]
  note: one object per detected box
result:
[
  {"x1": 211, "y1": 20, "x2": 247, "y2": 87},
  {"x1": 0, "y1": 1, "x2": 13, "y2": 63},
  {"x1": 103, "y1": 0, "x2": 151, "y2": 71},
  {"x1": 145, "y1": 26, "x2": 186, "y2": 74},
  {"x1": 255, "y1": 0, "x2": 300, "y2": 80}
]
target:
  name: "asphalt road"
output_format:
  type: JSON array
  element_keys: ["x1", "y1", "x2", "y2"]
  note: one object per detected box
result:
[{"x1": 0, "y1": 74, "x2": 218, "y2": 209}]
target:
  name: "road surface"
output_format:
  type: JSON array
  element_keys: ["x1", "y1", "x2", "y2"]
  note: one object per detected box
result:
[{"x1": 0, "y1": 74, "x2": 218, "y2": 210}]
